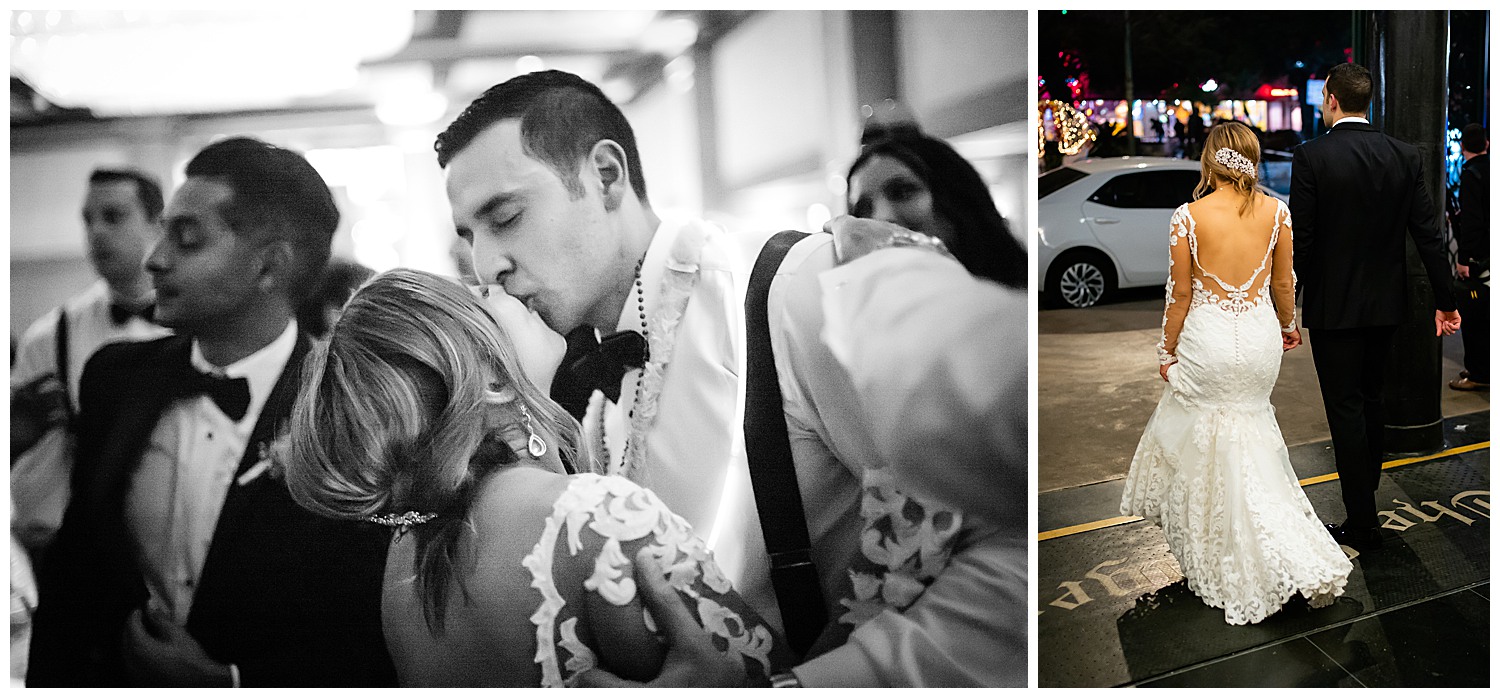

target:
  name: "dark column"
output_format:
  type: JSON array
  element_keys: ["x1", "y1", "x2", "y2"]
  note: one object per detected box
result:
[
  {"x1": 1123, "y1": 11, "x2": 1136, "y2": 156},
  {"x1": 1363, "y1": 10, "x2": 1451, "y2": 456},
  {"x1": 849, "y1": 11, "x2": 901, "y2": 114}
]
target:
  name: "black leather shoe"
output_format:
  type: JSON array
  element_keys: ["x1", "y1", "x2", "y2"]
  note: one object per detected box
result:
[{"x1": 1326, "y1": 523, "x2": 1383, "y2": 552}]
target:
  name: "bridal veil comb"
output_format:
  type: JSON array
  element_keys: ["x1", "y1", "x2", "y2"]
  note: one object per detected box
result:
[{"x1": 1214, "y1": 148, "x2": 1257, "y2": 177}]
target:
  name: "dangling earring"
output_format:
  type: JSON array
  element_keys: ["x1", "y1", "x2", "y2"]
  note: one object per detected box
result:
[{"x1": 520, "y1": 402, "x2": 547, "y2": 458}]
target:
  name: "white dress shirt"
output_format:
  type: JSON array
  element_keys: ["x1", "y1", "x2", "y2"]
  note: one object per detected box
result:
[
  {"x1": 12, "y1": 280, "x2": 170, "y2": 406},
  {"x1": 11, "y1": 280, "x2": 170, "y2": 549},
  {"x1": 126, "y1": 320, "x2": 298, "y2": 625},
  {"x1": 1332, "y1": 116, "x2": 1371, "y2": 127}
]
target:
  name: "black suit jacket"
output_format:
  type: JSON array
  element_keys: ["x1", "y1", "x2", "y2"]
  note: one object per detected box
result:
[
  {"x1": 1290, "y1": 121, "x2": 1457, "y2": 329},
  {"x1": 28, "y1": 333, "x2": 396, "y2": 686},
  {"x1": 1458, "y1": 153, "x2": 1488, "y2": 267}
]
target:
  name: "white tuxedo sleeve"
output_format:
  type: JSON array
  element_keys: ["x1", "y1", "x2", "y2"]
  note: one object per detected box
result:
[
  {"x1": 816, "y1": 247, "x2": 1027, "y2": 527},
  {"x1": 770, "y1": 243, "x2": 1027, "y2": 686},
  {"x1": 793, "y1": 527, "x2": 1027, "y2": 687}
]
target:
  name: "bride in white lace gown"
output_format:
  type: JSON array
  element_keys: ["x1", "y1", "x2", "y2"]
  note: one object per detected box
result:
[
  {"x1": 279, "y1": 269, "x2": 789, "y2": 686},
  {"x1": 1120, "y1": 123, "x2": 1351, "y2": 626}
]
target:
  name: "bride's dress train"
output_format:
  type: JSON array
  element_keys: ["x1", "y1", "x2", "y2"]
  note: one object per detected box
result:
[{"x1": 1120, "y1": 200, "x2": 1351, "y2": 626}]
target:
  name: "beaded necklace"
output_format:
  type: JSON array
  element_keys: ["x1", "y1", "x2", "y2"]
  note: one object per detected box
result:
[
  {"x1": 598, "y1": 256, "x2": 649, "y2": 472},
  {"x1": 596, "y1": 223, "x2": 707, "y2": 480}
]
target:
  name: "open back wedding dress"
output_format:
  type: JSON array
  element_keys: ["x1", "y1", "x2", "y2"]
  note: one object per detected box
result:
[{"x1": 1120, "y1": 196, "x2": 1351, "y2": 625}]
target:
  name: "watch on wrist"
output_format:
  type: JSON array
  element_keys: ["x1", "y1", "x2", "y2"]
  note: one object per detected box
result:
[{"x1": 770, "y1": 671, "x2": 802, "y2": 688}]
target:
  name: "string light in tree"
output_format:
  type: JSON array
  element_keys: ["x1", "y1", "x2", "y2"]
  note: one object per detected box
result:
[{"x1": 1037, "y1": 99, "x2": 1096, "y2": 158}]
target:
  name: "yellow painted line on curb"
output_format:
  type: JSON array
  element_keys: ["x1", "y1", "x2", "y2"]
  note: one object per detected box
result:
[
  {"x1": 1037, "y1": 515, "x2": 1143, "y2": 542},
  {"x1": 1039, "y1": 440, "x2": 1490, "y2": 542}
]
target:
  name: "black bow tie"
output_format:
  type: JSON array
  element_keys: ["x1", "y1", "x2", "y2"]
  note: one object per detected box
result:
[
  {"x1": 178, "y1": 364, "x2": 251, "y2": 422},
  {"x1": 561, "y1": 330, "x2": 648, "y2": 404},
  {"x1": 109, "y1": 303, "x2": 155, "y2": 325}
]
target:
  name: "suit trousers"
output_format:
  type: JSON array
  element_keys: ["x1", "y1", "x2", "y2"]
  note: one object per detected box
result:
[
  {"x1": 1456, "y1": 283, "x2": 1489, "y2": 384},
  {"x1": 1309, "y1": 326, "x2": 1398, "y2": 530}
]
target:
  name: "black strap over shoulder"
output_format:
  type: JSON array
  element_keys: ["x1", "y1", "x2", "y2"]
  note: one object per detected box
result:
[
  {"x1": 744, "y1": 229, "x2": 826, "y2": 660},
  {"x1": 54, "y1": 308, "x2": 74, "y2": 420}
]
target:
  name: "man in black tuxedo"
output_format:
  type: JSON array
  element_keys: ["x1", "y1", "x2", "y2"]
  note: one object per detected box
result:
[
  {"x1": 1290, "y1": 62, "x2": 1461, "y2": 552},
  {"x1": 28, "y1": 138, "x2": 395, "y2": 686},
  {"x1": 1449, "y1": 123, "x2": 1488, "y2": 391}
]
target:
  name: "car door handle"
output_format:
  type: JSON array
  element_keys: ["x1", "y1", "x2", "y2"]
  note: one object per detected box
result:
[{"x1": 1091, "y1": 217, "x2": 1120, "y2": 224}]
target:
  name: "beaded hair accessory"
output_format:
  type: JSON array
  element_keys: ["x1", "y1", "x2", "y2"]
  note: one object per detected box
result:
[
  {"x1": 367, "y1": 511, "x2": 437, "y2": 529},
  {"x1": 1214, "y1": 147, "x2": 1257, "y2": 177}
]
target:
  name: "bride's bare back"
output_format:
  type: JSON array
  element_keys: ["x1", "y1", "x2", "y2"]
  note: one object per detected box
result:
[{"x1": 1186, "y1": 190, "x2": 1288, "y2": 288}]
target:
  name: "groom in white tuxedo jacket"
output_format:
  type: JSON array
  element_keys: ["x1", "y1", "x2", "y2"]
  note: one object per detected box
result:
[{"x1": 437, "y1": 70, "x2": 1025, "y2": 687}]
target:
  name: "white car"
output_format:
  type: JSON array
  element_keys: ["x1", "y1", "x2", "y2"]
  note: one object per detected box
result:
[{"x1": 1038, "y1": 156, "x2": 1287, "y2": 308}]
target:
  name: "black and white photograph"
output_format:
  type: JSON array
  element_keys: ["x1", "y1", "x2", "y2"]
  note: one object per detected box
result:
[{"x1": 8, "y1": 9, "x2": 1028, "y2": 687}]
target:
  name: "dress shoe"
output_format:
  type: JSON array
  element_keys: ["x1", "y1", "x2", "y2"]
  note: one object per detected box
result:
[
  {"x1": 1449, "y1": 377, "x2": 1488, "y2": 391},
  {"x1": 1326, "y1": 523, "x2": 1383, "y2": 552}
]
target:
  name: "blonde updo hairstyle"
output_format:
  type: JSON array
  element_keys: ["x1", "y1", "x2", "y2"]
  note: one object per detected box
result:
[
  {"x1": 283, "y1": 268, "x2": 589, "y2": 631},
  {"x1": 1194, "y1": 121, "x2": 1262, "y2": 217}
]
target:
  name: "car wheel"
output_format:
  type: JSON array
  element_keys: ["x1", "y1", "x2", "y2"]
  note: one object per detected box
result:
[{"x1": 1045, "y1": 251, "x2": 1117, "y2": 308}]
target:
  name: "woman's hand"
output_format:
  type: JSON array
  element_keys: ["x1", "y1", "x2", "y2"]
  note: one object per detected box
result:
[
  {"x1": 1159, "y1": 362, "x2": 1173, "y2": 382},
  {"x1": 474, "y1": 285, "x2": 566, "y2": 390},
  {"x1": 1282, "y1": 329, "x2": 1302, "y2": 351},
  {"x1": 823, "y1": 215, "x2": 957, "y2": 266}
]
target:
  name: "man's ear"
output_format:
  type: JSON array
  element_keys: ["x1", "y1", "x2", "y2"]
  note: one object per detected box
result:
[
  {"x1": 256, "y1": 240, "x2": 295, "y2": 296},
  {"x1": 588, "y1": 140, "x2": 630, "y2": 212},
  {"x1": 1325, "y1": 91, "x2": 1339, "y2": 115}
]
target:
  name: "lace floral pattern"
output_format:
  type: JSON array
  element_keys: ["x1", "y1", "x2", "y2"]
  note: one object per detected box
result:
[
  {"x1": 1124, "y1": 198, "x2": 1349, "y2": 625},
  {"x1": 837, "y1": 482, "x2": 963, "y2": 628},
  {"x1": 522, "y1": 474, "x2": 772, "y2": 686},
  {"x1": 1157, "y1": 206, "x2": 1193, "y2": 365},
  {"x1": 1159, "y1": 200, "x2": 1296, "y2": 364}
]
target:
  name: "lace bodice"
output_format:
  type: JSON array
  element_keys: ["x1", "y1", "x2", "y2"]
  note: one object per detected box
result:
[
  {"x1": 1158, "y1": 199, "x2": 1296, "y2": 365},
  {"x1": 522, "y1": 473, "x2": 775, "y2": 687}
]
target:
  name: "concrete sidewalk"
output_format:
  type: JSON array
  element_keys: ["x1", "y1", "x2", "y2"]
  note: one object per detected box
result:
[{"x1": 1039, "y1": 292, "x2": 1489, "y2": 493}]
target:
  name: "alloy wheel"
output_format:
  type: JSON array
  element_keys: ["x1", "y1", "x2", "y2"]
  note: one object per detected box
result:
[{"x1": 1059, "y1": 262, "x2": 1106, "y2": 308}]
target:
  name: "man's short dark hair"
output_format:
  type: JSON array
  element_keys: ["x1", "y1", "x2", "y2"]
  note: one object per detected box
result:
[
  {"x1": 434, "y1": 70, "x2": 648, "y2": 202},
  {"x1": 1461, "y1": 123, "x2": 1488, "y2": 154},
  {"x1": 184, "y1": 137, "x2": 339, "y2": 302},
  {"x1": 1326, "y1": 63, "x2": 1372, "y2": 114},
  {"x1": 89, "y1": 168, "x2": 164, "y2": 219}
]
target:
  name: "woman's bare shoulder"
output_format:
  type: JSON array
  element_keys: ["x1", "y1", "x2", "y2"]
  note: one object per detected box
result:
[
  {"x1": 471, "y1": 466, "x2": 572, "y2": 528},
  {"x1": 461, "y1": 466, "x2": 575, "y2": 603}
]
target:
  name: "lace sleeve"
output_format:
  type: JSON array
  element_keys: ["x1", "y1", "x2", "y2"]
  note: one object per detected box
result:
[
  {"x1": 1271, "y1": 201, "x2": 1297, "y2": 332},
  {"x1": 1157, "y1": 206, "x2": 1193, "y2": 365},
  {"x1": 523, "y1": 474, "x2": 785, "y2": 687}
]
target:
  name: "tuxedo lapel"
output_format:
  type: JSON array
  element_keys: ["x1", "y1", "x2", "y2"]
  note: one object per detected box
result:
[
  {"x1": 200, "y1": 332, "x2": 311, "y2": 557},
  {"x1": 76, "y1": 336, "x2": 194, "y2": 518},
  {"x1": 236, "y1": 332, "x2": 310, "y2": 480}
]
